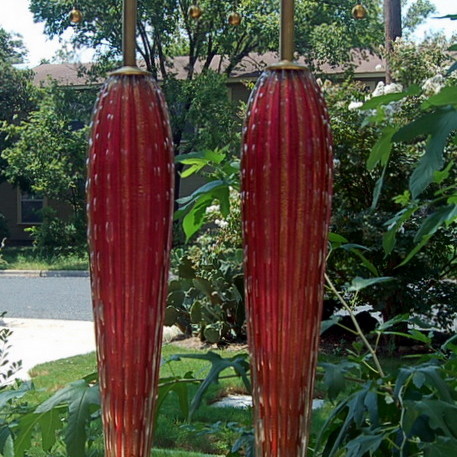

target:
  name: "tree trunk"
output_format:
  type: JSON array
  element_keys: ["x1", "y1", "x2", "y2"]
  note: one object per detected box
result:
[{"x1": 384, "y1": 0, "x2": 402, "y2": 83}]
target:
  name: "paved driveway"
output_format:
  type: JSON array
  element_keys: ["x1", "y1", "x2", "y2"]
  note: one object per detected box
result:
[{"x1": 0, "y1": 276, "x2": 92, "y2": 321}]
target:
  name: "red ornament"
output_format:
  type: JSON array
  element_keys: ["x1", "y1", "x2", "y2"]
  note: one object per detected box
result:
[
  {"x1": 87, "y1": 73, "x2": 174, "y2": 457},
  {"x1": 242, "y1": 67, "x2": 333, "y2": 456}
]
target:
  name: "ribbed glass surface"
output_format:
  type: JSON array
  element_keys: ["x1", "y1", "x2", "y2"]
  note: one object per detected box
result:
[
  {"x1": 241, "y1": 68, "x2": 333, "y2": 457},
  {"x1": 86, "y1": 74, "x2": 174, "y2": 457}
]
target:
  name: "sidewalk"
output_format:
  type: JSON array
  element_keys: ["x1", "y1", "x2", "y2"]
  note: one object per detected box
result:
[
  {"x1": 3, "y1": 318, "x2": 181, "y2": 380},
  {"x1": 0, "y1": 270, "x2": 89, "y2": 277}
]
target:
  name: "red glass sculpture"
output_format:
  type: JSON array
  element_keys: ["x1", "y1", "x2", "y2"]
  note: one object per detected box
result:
[
  {"x1": 241, "y1": 66, "x2": 333, "y2": 457},
  {"x1": 87, "y1": 72, "x2": 174, "y2": 457}
]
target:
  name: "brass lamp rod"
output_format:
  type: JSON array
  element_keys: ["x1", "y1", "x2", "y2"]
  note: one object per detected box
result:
[
  {"x1": 123, "y1": 0, "x2": 137, "y2": 67},
  {"x1": 280, "y1": 0, "x2": 295, "y2": 61}
]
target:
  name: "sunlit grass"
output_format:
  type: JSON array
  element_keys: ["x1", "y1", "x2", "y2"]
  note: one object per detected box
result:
[
  {"x1": 0, "y1": 247, "x2": 88, "y2": 270},
  {"x1": 27, "y1": 344, "x2": 251, "y2": 455}
]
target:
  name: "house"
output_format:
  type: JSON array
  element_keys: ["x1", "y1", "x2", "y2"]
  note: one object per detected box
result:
[{"x1": 1, "y1": 52, "x2": 386, "y2": 244}]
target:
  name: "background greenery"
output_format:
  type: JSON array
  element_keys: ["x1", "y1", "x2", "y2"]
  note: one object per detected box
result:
[{"x1": 0, "y1": 2, "x2": 457, "y2": 457}]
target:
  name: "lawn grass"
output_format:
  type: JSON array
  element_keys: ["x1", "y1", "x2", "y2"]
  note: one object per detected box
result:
[
  {"x1": 0, "y1": 247, "x2": 89, "y2": 270},
  {"x1": 27, "y1": 344, "x2": 251, "y2": 456},
  {"x1": 26, "y1": 342, "x2": 377, "y2": 456}
]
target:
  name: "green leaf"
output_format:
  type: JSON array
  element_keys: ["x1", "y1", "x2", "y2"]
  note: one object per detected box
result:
[
  {"x1": 340, "y1": 243, "x2": 370, "y2": 251},
  {"x1": 436, "y1": 14, "x2": 457, "y2": 20},
  {"x1": 382, "y1": 329, "x2": 431, "y2": 344},
  {"x1": 0, "y1": 428, "x2": 13, "y2": 457},
  {"x1": 348, "y1": 248, "x2": 379, "y2": 277},
  {"x1": 433, "y1": 160, "x2": 454, "y2": 184},
  {"x1": 15, "y1": 409, "x2": 65, "y2": 457},
  {"x1": 193, "y1": 278, "x2": 214, "y2": 298},
  {"x1": 176, "y1": 179, "x2": 231, "y2": 240},
  {"x1": 413, "y1": 400, "x2": 457, "y2": 438},
  {"x1": 15, "y1": 414, "x2": 37, "y2": 457},
  {"x1": 376, "y1": 313, "x2": 409, "y2": 331},
  {"x1": 328, "y1": 233, "x2": 348, "y2": 244},
  {"x1": 393, "y1": 107, "x2": 457, "y2": 198},
  {"x1": 182, "y1": 195, "x2": 213, "y2": 240},
  {"x1": 371, "y1": 165, "x2": 387, "y2": 209},
  {"x1": 415, "y1": 204, "x2": 457, "y2": 242},
  {"x1": 155, "y1": 376, "x2": 196, "y2": 422},
  {"x1": 316, "y1": 385, "x2": 376, "y2": 457},
  {"x1": 383, "y1": 205, "x2": 418, "y2": 255},
  {"x1": 175, "y1": 148, "x2": 226, "y2": 165},
  {"x1": 177, "y1": 149, "x2": 227, "y2": 178},
  {"x1": 320, "y1": 362, "x2": 347, "y2": 401},
  {"x1": 39, "y1": 408, "x2": 62, "y2": 451},
  {"x1": 35, "y1": 378, "x2": 100, "y2": 457},
  {"x1": 447, "y1": 61, "x2": 457, "y2": 76},
  {"x1": 366, "y1": 126, "x2": 396, "y2": 170},
  {"x1": 348, "y1": 276, "x2": 395, "y2": 292},
  {"x1": 176, "y1": 180, "x2": 226, "y2": 206},
  {"x1": 397, "y1": 235, "x2": 431, "y2": 267},
  {"x1": 65, "y1": 386, "x2": 100, "y2": 457},
  {"x1": 0, "y1": 382, "x2": 32, "y2": 409},
  {"x1": 2, "y1": 434, "x2": 14, "y2": 457},
  {"x1": 169, "y1": 352, "x2": 251, "y2": 420},
  {"x1": 423, "y1": 436, "x2": 457, "y2": 457},
  {"x1": 361, "y1": 85, "x2": 420, "y2": 110},
  {"x1": 215, "y1": 186, "x2": 230, "y2": 218},
  {"x1": 396, "y1": 365, "x2": 453, "y2": 402},
  {"x1": 345, "y1": 433, "x2": 384, "y2": 457},
  {"x1": 179, "y1": 159, "x2": 209, "y2": 178},
  {"x1": 320, "y1": 316, "x2": 341, "y2": 334},
  {"x1": 422, "y1": 87, "x2": 457, "y2": 109}
]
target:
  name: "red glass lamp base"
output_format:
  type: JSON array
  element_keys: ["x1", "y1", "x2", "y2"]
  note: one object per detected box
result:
[
  {"x1": 87, "y1": 73, "x2": 174, "y2": 457},
  {"x1": 242, "y1": 67, "x2": 333, "y2": 457}
]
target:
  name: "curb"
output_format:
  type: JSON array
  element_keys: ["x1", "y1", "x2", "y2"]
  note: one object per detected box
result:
[{"x1": 0, "y1": 270, "x2": 89, "y2": 278}]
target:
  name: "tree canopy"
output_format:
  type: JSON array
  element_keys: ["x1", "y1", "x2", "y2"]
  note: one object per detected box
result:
[
  {"x1": 29, "y1": 0, "x2": 389, "y2": 76},
  {"x1": 0, "y1": 28, "x2": 36, "y2": 181}
]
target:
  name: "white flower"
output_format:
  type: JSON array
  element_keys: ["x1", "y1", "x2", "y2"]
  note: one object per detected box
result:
[
  {"x1": 372, "y1": 81, "x2": 385, "y2": 97},
  {"x1": 375, "y1": 64, "x2": 383, "y2": 71},
  {"x1": 348, "y1": 101, "x2": 363, "y2": 111},
  {"x1": 384, "y1": 83, "x2": 403, "y2": 95},
  {"x1": 205, "y1": 204, "x2": 220, "y2": 214},
  {"x1": 422, "y1": 74, "x2": 445, "y2": 95},
  {"x1": 214, "y1": 219, "x2": 228, "y2": 229}
]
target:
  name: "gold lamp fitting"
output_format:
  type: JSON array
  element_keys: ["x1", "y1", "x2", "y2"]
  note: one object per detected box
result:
[
  {"x1": 69, "y1": 8, "x2": 83, "y2": 24},
  {"x1": 352, "y1": 4, "x2": 367, "y2": 19},
  {"x1": 228, "y1": 12, "x2": 242, "y2": 26},
  {"x1": 188, "y1": 5, "x2": 203, "y2": 19}
]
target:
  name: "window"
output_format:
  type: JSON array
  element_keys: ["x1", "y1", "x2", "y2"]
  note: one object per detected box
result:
[{"x1": 18, "y1": 191, "x2": 45, "y2": 224}]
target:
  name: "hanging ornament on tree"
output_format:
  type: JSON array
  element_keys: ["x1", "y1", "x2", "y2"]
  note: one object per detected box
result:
[
  {"x1": 352, "y1": 3, "x2": 367, "y2": 19},
  {"x1": 228, "y1": 12, "x2": 242, "y2": 26},
  {"x1": 69, "y1": 7, "x2": 83, "y2": 24},
  {"x1": 188, "y1": 5, "x2": 203, "y2": 19}
]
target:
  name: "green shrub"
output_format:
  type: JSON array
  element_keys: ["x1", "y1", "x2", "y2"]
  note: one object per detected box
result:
[
  {"x1": 26, "y1": 207, "x2": 87, "y2": 257},
  {"x1": 168, "y1": 192, "x2": 245, "y2": 343}
]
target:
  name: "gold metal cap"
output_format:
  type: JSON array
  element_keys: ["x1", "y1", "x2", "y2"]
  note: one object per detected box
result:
[
  {"x1": 266, "y1": 60, "x2": 308, "y2": 71},
  {"x1": 108, "y1": 66, "x2": 151, "y2": 76}
]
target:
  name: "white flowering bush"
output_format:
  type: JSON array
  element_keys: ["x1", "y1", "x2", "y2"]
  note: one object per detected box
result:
[{"x1": 322, "y1": 36, "x2": 457, "y2": 329}]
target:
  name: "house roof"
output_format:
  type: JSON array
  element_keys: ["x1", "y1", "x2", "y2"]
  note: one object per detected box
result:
[{"x1": 32, "y1": 51, "x2": 386, "y2": 87}]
